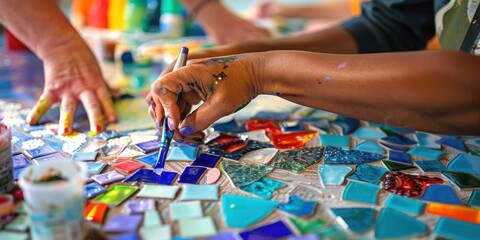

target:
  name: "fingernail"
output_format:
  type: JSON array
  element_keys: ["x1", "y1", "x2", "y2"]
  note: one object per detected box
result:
[
  {"x1": 168, "y1": 118, "x2": 175, "y2": 130},
  {"x1": 179, "y1": 126, "x2": 195, "y2": 136}
]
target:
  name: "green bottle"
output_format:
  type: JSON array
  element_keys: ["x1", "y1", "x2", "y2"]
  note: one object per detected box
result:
[{"x1": 123, "y1": 0, "x2": 147, "y2": 32}]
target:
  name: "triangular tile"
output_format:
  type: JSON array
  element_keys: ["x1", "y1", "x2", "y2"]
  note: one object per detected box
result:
[
  {"x1": 222, "y1": 194, "x2": 279, "y2": 228},
  {"x1": 375, "y1": 208, "x2": 427, "y2": 239}
]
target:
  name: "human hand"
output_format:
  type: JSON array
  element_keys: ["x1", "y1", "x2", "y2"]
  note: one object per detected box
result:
[
  {"x1": 26, "y1": 40, "x2": 116, "y2": 136},
  {"x1": 251, "y1": 1, "x2": 281, "y2": 19}
]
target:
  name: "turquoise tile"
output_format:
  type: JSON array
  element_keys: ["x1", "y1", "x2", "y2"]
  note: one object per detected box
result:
[
  {"x1": 180, "y1": 184, "x2": 219, "y2": 201},
  {"x1": 278, "y1": 195, "x2": 317, "y2": 217},
  {"x1": 240, "y1": 177, "x2": 286, "y2": 199},
  {"x1": 467, "y1": 190, "x2": 480, "y2": 208},
  {"x1": 447, "y1": 154, "x2": 480, "y2": 176},
  {"x1": 166, "y1": 144, "x2": 198, "y2": 161},
  {"x1": 137, "y1": 185, "x2": 179, "y2": 199},
  {"x1": 179, "y1": 217, "x2": 217, "y2": 238},
  {"x1": 375, "y1": 208, "x2": 427, "y2": 239},
  {"x1": 222, "y1": 194, "x2": 279, "y2": 228},
  {"x1": 5, "y1": 214, "x2": 29, "y2": 231},
  {"x1": 0, "y1": 231, "x2": 28, "y2": 240},
  {"x1": 319, "y1": 134, "x2": 350, "y2": 149},
  {"x1": 347, "y1": 164, "x2": 388, "y2": 184},
  {"x1": 407, "y1": 146, "x2": 444, "y2": 160},
  {"x1": 353, "y1": 127, "x2": 386, "y2": 139},
  {"x1": 86, "y1": 162, "x2": 107, "y2": 175},
  {"x1": 331, "y1": 207, "x2": 375, "y2": 233},
  {"x1": 415, "y1": 160, "x2": 447, "y2": 172},
  {"x1": 434, "y1": 217, "x2": 480, "y2": 240},
  {"x1": 415, "y1": 132, "x2": 441, "y2": 149},
  {"x1": 385, "y1": 194, "x2": 425, "y2": 216},
  {"x1": 319, "y1": 165, "x2": 352, "y2": 185},
  {"x1": 342, "y1": 181, "x2": 380, "y2": 205},
  {"x1": 140, "y1": 225, "x2": 171, "y2": 240},
  {"x1": 355, "y1": 141, "x2": 385, "y2": 154},
  {"x1": 419, "y1": 184, "x2": 462, "y2": 205},
  {"x1": 144, "y1": 210, "x2": 162, "y2": 228},
  {"x1": 169, "y1": 201, "x2": 203, "y2": 221},
  {"x1": 324, "y1": 147, "x2": 384, "y2": 164}
]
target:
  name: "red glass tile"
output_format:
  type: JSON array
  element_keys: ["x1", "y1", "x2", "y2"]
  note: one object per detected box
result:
[
  {"x1": 84, "y1": 202, "x2": 108, "y2": 223},
  {"x1": 246, "y1": 119, "x2": 281, "y2": 134},
  {"x1": 384, "y1": 171, "x2": 444, "y2": 197},
  {"x1": 270, "y1": 131, "x2": 318, "y2": 150},
  {"x1": 113, "y1": 160, "x2": 144, "y2": 174}
]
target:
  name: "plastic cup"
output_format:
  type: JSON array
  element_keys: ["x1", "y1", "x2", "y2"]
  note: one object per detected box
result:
[
  {"x1": 0, "y1": 123, "x2": 14, "y2": 193},
  {"x1": 19, "y1": 160, "x2": 87, "y2": 240}
]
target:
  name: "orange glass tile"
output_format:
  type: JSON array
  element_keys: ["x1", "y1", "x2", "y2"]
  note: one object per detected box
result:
[
  {"x1": 84, "y1": 202, "x2": 109, "y2": 223},
  {"x1": 246, "y1": 119, "x2": 281, "y2": 134},
  {"x1": 426, "y1": 202, "x2": 480, "y2": 224},
  {"x1": 270, "y1": 131, "x2": 318, "y2": 150}
]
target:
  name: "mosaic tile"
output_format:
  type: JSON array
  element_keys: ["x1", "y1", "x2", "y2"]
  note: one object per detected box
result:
[
  {"x1": 136, "y1": 153, "x2": 158, "y2": 167},
  {"x1": 354, "y1": 141, "x2": 385, "y2": 154},
  {"x1": 92, "y1": 170, "x2": 125, "y2": 185},
  {"x1": 169, "y1": 201, "x2": 203, "y2": 220},
  {"x1": 253, "y1": 111, "x2": 290, "y2": 120},
  {"x1": 32, "y1": 152, "x2": 67, "y2": 164},
  {"x1": 221, "y1": 161, "x2": 273, "y2": 187},
  {"x1": 245, "y1": 119, "x2": 281, "y2": 134},
  {"x1": 178, "y1": 166, "x2": 207, "y2": 184},
  {"x1": 319, "y1": 165, "x2": 352, "y2": 185},
  {"x1": 436, "y1": 137, "x2": 467, "y2": 152},
  {"x1": 342, "y1": 181, "x2": 380, "y2": 204},
  {"x1": 278, "y1": 195, "x2": 316, "y2": 217},
  {"x1": 384, "y1": 171, "x2": 444, "y2": 197},
  {"x1": 179, "y1": 217, "x2": 217, "y2": 238},
  {"x1": 240, "y1": 148, "x2": 278, "y2": 165},
  {"x1": 420, "y1": 184, "x2": 462, "y2": 205},
  {"x1": 385, "y1": 194, "x2": 425, "y2": 215},
  {"x1": 12, "y1": 147, "x2": 21, "y2": 156},
  {"x1": 280, "y1": 120, "x2": 304, "y2": 132},
  {"x1": 137, "y1": 184, "x2": 179, "y2": 199},
  {"x1": 319, "y1": 134, "x2": 349, "y2": 149},
  {"x1": 270, "y1": 131, "x2": 318, "y2": 150},
  {"x1": 71, "y1": 151, "x2": 98, "y2": 161},
  {"x1": 180, "y1": 184, "x2": 219, "y2": 201},
  {"x1": 408, "y1": 146, "x2": 444, "y2": 160},
  {"x1": 134, "y1": 140, "x2": 160, "y2": 153},
  {"x1": 144, "y1": 210, "x2": 162, "y2": 227},
  {"x1": 415, "y1": 160, "x2": 447, "y2": 172},
  {"x1": 104, "y1": 215, "x2": 143, "y2": 233},
  {"x1": 84, "y1": 202, "x2": 108, "y2": 223},
  {"x1": 324, "y1": 147, "x2": 384, "y2": 165},
  {"x1": 353, "y1": 127, "x2": 386, "y2": 139},
  {"x1": 374, "y1": 208, "x2": 427, "y2": 239},
  {"x1": 166, "y1": 144, "x2": 198, "y2": 161},
  {"x1": 289, "y1": 184, "x2": 326, "y2": 202},
  {"x1": 240, "y1": 177, "x2": 286, "y2": 199},
  {"x1": 211, "y1": 118, "x2": 246, "y2": 133},
  {"x1": 381, "y1": 133, "x2": 417, "y2": 146},
  {"x1": 388, "y1": 150, "x2": 411, "y2": 164},
  {"x1": 382, "y1": 126, "x2": 416, "y2": 135},
  {"x1": 380, "y1": 142, "x2": 410, "y2": 151},
  {"x1": 415, "y1": 132, "x2": 441, "y2": 149},
  {"x1": 442, "y1": 171, "x2": 480, "y2": 188},
  {"x1": 466, "y1": 138, "x2": 480, "y2": 150},
  {"x1": 206, "y1": 168, "x2": 221, "y2": 184},
  {"x1": 118, "y1": 148, "x2": 145, "y2": 158},
  {"x1": 86, "y1": 162, "x2": 106, "y2": 175},
  {"x1": 330, "y1": 207, "x2": 375, "y2": 233},
  {"x1": 242, "y1": 129, "x2": 271, "y2": 143},
  {"x1": 382, "y1": 160, "x2": 416, "y2": 171},
  {"x1": 447, "y1": 154, "x2": 480, "y2": 176},
  {"x1": 205, "y1": 132, "x2": 247, "y2": 145},
  {"x1": 348, "y1": 164, "x2": 388, "y2": 184},
  {"x1": 113, "y1": 160, "x2": 143, "y2": 174},
  {"x1": 273, "y1": 147, "x2": 324, "y2": 173},
  {"x1": 191, "y1": 153, "x2": 221, "y2": 168},
  {"x1": 289, "y1": 217, "x2": 328, "y2": 235},
  {"x1": 140, "y1": 225, "x2": 171, "y2": 240},
  {"x1": 12, "y1": 154, "x2": 30, "y2": 169},
  {"x1": 467, "y1": 190, "x2": 480, "y2": 208},
  {"x1": 222, "y1": 194, "x2": 279, "y2": 228},
  {"x1": 332, "y1": 115, "x2": 360, "y2": 134},
  {"x1": 124, "y1": 169, "x2": 177, "y2": 185},
  {"x1": 126, "y1": 199, "x2": 155, "y2": 214},
  {"x1": 205, "y1": 232, "x2": 239, "y2": 240},
  {"x1": 434, "y1": 217, "x2": 480, "y2": 240},
  {"x1": 209, "y1": 140, "x2": 274, "y2": 160},
  {"x1": 5, "y1": 214, "x2": 29, "y2": 231},
  {"x1": 13, "y1": 168, "x2": 26, "y2": 180},
  {"x1": 24, "y1": 144, "x2": 57, "y2": 159},
  {"x1": 287, "y1": 235, "x2": 321, "y2": 240},
  {"x1": 94, "y1": 185, "x2": 138, "y2": 206},
  {"x1": 239, "y1": 220, "x2": 293, "y2": 239},
  {"x1": 84, "y1": 182, "x2": 107, "y2": 198},
  {"x1": 426, "y1": 202, "x2": 480, "y2": 224}
]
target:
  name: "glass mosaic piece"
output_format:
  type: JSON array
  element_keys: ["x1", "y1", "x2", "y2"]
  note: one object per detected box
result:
[
  {"x1": 71, "y1": 151, "x2": 98, "y2": 161},
  {"x1": 209, "y1": 140, "x2": 274, "y2": 160},
  {"x1": 137, "y1": 184, "x2": 179, "y2": 199},
  {"x1": 205, "y1": 132, "x2": 247, "y2": 145},
  {"x1": 388, "y1": 150, "x2": 411, "y2": 164},
  {"x1": 221, "y1": 161, "x2": 273, "y2": 187},
  {"x1": 32, "y1": 152, "x2": 67, "y2": 164},
  {"x1": 447, "y1": 154, "x2": 480, "y2": 176},
  {"x1": 426, "y1": 202, "x2": 480, "y2": 224},
  {"x1": 374, "y1": 208, "x2": 427, "y2": 239},
  {"x1": 319, "y1": 165, "x2": 352, "y2": 185},
  {"x1": 278, "y1": 195, "x2": 317, "y2": 217},
  {"x1": 191, "y1": 153, "x2": 221, "y2": 168},
  {"x1": 242, "y1": 129, "x2": 270, "y2": 143},
  {"x1": 136, "y1": 153, "x2": 158, "y2": 167},
  {"x1": 85, "y1": 162, "x2": 107, "y2": 175},
  {"x1": 179, "y1": 217, "x2": 217, "y2": 238},
  {"x1": 420, "y1": 184, "x2": 462, "y2": 205},
  {"x1": 206, "y1": 168, "x2": 221, "y2": 184},
  {"x1": 246, "y1": 119, "x2": 281, "y2": 134},
  {"x1": 281, "y1": 120, "x2": 305, "y2": 132},
  {"x1": 0, "y1": 231, "x2": 28, "y2": 240},
  {"x1": 5, "y1": 214, "x2": 29, "y2": 231},
  {"x1": 169, "y1": 201, "x2": 203, "y2": 220},
  {"x1": 84, "y1": 202, "x2": 108, "y2": 223},
  {"x1": 134, "y1": 140, "x2": 160, "y2": 153},
  {"x1": 434, "y1": 217, "x2": 480, "y2": 240},
  {"x1": 415, "y1": 132, "x2": 441, "y2": 149},
  {"x1": 240, "y1": 177, "x2": 286, "y2": 199},
  {"x1": 343, "y1": 181, "x2": 380, "y2": 204},
  {"x1": 113, "y1": 160, "x2": 143, "y2": 174},
  {"x1": 415, "y1": 160, "x2": 447, "y2": 172},
  {"x1": 24, "y1": 144, "x2": 57, "y2": 159},
  {"x1": 273, "y1": 147, "x2": 324, "y2": 173},
  {"x1": 384, "y1": 171, "x2": 444, "y2": 197},
  {"x1": 253, "y1": 111, "x2": 290, "y2": 120},
  {"x1": 211, "y1": 118, "x2": 246, "y2": 133},
  {"x1": 12, "y1": 147, "x2": 21, "y2": 156},
  {"x1": 407, "y1": 146, "x2": 444, "y2": 160},
  {"x1": 442, "y1": 171, "x2": 480, "y2": 188},
  {"x1": 239, "y1": 220, "x2": 293, "y2": 239},
  {"x1": 222, "y1": 194, "x2": 279, "y2": 228},
  {"x1": 381, "y1": 133, "x2": 417, "y2": 146},
  {"x1": 467, "y1": 190, "x2": 480, "y2": 208},
  {"x1": 348, "y1": 164, "x2": 388, "y2": 184},
  {"x1": 319, "y1": 134, "x2": 350, "y2": 149},
  {"x1": 104, "y1": 215, "x2": 143, "y2": 233},
  {"x1": 94, "y1": 185, "x2": 138, "y2": 206},
  {"x1": 140, "y1": 225, "x2": 171, "y2": 240},
  {"x1": 385, "y1": 194, "x2": 425, "y2": 215},
  {"x1": 205, "y1": 232, "x2": 239, "y2": 240},
  {"x1": 380, "y1": 142, "x2": 409, "y2": 151},
  {"x1": 180, "y1": 184, "x2": 219, "y2": 201},
  {"x1": 144, "y1": 210, "x2": 162, "y2": 227},
  {"x1": 178, "y1": 166, "x2": 207, "y2": 184},
  {"x1": 84, "y1": 182, "x2": 107, "y2": 198},
  {"x1": 466, "y1": 138, "x2": 480, "y2": 150},
  {"x1": 118, "y1": 148, "x2": 145, "y2": 158},
  {"x1": 382, "y1": 160, "x2": 416, "y2": 171},
  {"x1": 324, "y1": 147, "x2": 384, "y2": 165},
  {"x1": 126, "y1": 199, "x2": 155, "y2": 214},
  {"x1": 270, "y1": 131, "x2": 318, "y2": 150},
  {"x1": 332, "y1": 115, "x2": 360, "y2": 134},
  {"x1": 289, "y1": 217, "x2": 328, "y2": 235},
  {"x1": 330, "y1": 207, "x2": 375, "y2": 233},
  {"x1": 240, "y1": 148, "x2": 278, "y2": 165},
  {"x1": 355, "y1": 141, "x2": 385, "y2": 154},
  {"x1": 12, "y1": 154, "x2": 30, "y2": 169},
  {"x1": 353, "y1": 127, "x2": 386, "y2": 139},
  {"x1": 166, "y1": 144, "x2": 198, "y2": 161},
  {"x1": 436, "y1": 137, "x2": 467, "y2": 152},
  {"x1": 124, "y1": 169, "x2": 177, "y2": 185},
  {"x1": 92, "y1": 170, "x2": 125, "y2": 185}
]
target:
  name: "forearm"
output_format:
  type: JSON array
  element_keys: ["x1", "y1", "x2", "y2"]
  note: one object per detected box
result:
[
  {"x1": 274, "y1": 2, "x2": 351, "y2": 19},
  {"x1": 261, "y1": 50, "x2": 480, "y2": 134}
]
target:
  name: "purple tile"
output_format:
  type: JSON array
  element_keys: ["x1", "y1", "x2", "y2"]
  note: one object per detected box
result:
[
  {"x1": 436, "y1": 137, "x2": 467, "y2": 152},
  {"x1": 124, "y1": 169, "x2": 177, "y2": 185},
  {"x1": 388, "y1": 150, "x2": 411, "y2": 165},
  {"x1": 239, "y1": 220, "x2": 293, "y2": 239},
  {"x1": 12, "y1": 154, "x2": 30, "y2": 169},
  {"x1": 134, "y1": 140, "x2": 160, "y2": 153},
  {"x1": 136, "y1": 153, "x2": 158, "y2": 167},
  {"x1": 178, "y1": 166, "x2": 207, "y2": 184},
  {"x1": 12, "y1": 147, "x2": 21, "y2": 156},
  {"x1": 24, "y1": 144, "x2": 57, "y2": 158},
  {"x1": 191, "y1": 153, "x2": 221, "y2": 168},
  {"x1": 126, "y1": 199, "x2": 155, "y2": 214},
  {"x1": 103, "y1": 215, "x2": 143, "y2": 233},
  {"x1": 33, "y1": 152, "x2": 67, "y2": 164},
  {"x1": 92, "y1": 170, "x2": 125, "y2": 185}
]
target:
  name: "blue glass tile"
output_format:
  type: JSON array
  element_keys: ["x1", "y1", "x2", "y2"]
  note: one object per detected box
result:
[
  {"x1": 447, "y1": 154, "x2": 480, "y2": 176},
  {"x1": 380, "y1": 142, "x2": 409, "y2": 151},
  {"x1": 211, "y1": 118, "x2": 246, "y2": 133},
  {"x1": 12, "y1": 154, "x2": 30, "y2": 169},
  {"x1": 166, "y1": 144, "x2": 198, "y2": 161},
  {"x1": 319, "y1": 134, "x2": 350, "y2": 149},
  {"x1": 124, "y1": 169, "x2": 177, "y2": 185},
  {"x1": 134, "y1": 140, "x2": 160, "y2": 153},
  {"x1": 467, "y1": 190, "x2": 480, "y2": 208},
  {"x1": 330, "y1": 208, "x2": 375, "y2": 233},
  {"x1": 32, "y1": 152, "x2": 67, "y2": 164},
  {"x1": 205, "y1": 232, "x2": 240, "y2": 240},
  {"x1": 71, "y1": 151, "x2": 98, "y2": 161},
  {"x1": 415, "y1": 160, "x2": 447, "y2": 172},
  {"x1": 353, "y1": 127, "x2": 386, "y2": 139},
  {"x1": 136, "y1": 153, "x2": 158, "y2": 167},
  {"x1": 239, "y1": 220, "x2": 293, "y2": 239},
  {"x1": 86, "y1": 162, "x2": 106, "y2": 175},
  {"x1": 191, "y1": 153, "x2": 221, "y2": 168},
  {"x1": 381, "y1": 134, "x2": 417, "y2": 146},
  {"x1": 253, "y1": 111, "x2": 290, "y2": 120},
  {"x1": 348, "y1": 164, "x2": 388, "y2": 184},
  {"x1": 375, "y1": 208, "x2": 427, "y2": 239},
  {"x1": 104, "y1": 215, "x2": 143, "y2": 233},
  {"x1": 222, "y1": 194, "x2": 279, "y2": 228},
  {"x1": 407, "y1": 146, "x2": 444, "y2": 160},
  {"x1": 436, "y1": 137, "x2": 467, "y2": 152},
  {"x1": 343, "y1": 181, "x2": 380, "y2": 205},
  {"x1": 355, "y1": 141, "x2": 385, "y2": 154},
  {"x1": 415, "y1": 132, "x2": 441, "y2": 149},
  {"x1": 278, "y1": 195, "x2": 317, "y2": 217},
  {"x1": 13, "y1": 167, "x2": 26, "y2": 180},
  {"x1": 281, "y1": 120, "x2": 305, "y2": 132},
  {"x1": 332, "y1": 115, "x2": 360, "y2": 134},
  {"x1": 240, "y1": 177, "x2": 286, "y2": 199},
  {"x1": 24, "y1": 144, "x2": 57, "y2": 159},
  {"x1": 434, "y1": 217, "x2": 480, "y2": 240},
  {"x1": 178, "y1": 166, "x2": 207, "y2": 184},
  {"x1": 419, "y1": 184, "x2": 462, "y2": 205},
  {"x1": 388, "y1": 150, "x2": 411, "y2": 164},
  {"x1": 385, "y1": 194, "x2": 425, "y2": 216},
  {"x1": 318, "y1": 165, "x2": 352, "y2": 185},
  {"x1": 84, "y1": 182, "x2": 106, "y2": 198},
  {"x1": 126, "y1": 199, "x2": 155, "y2": 214},
  {"x1": 324, "y1": 147, "x2": 384, "y2": 165},
  {"x1": 12, "y1": 147, "x2": 21, "y2": 156}
]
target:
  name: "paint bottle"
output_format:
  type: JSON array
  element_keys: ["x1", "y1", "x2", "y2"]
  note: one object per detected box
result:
[
  {"x1": 159, "y1": 0, "x2": 184, "y2": 37},
  {"x1": 123, "y1": 0, "x2": 148, "y2": 32},
  {"x1": 108, "y1": 0, "x2": 127, "y2": 30},
  {"x1": 87, "y1": 0, "x2": 109, "y2": 28},
  {"x1": 71, "y1": 0, "x2": 94, "y2": 28}
]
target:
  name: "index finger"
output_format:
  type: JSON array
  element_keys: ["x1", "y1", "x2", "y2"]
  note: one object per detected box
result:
[{"x1": 26, "y1": 93, "x2": 54, "y2": 125}]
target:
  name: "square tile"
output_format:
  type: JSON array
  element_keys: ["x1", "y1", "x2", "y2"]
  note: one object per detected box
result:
[
  {"x1": 104, "y1": 215, "x2": 143, "y2": 233},
  {"x1": 134, "y1": 140, "x2": 160, "y2": 153},
  {"x1": 169, "y1": 201, "x2": 203, "y2": 220},
  {"x1": 94, "y1": 185, "x2": 138, "y2": 206},
  {"x1": 137, "y1": 184, "x2": 179, "y2": 199},
  {"x1": 179, "y1": 217, "x2": 217, "y2": 238},
  {"x1": 113, "y1": 160, "x2": 144, "y2": 174},
  {"x1": 12, "y1": 154, "x2": 30, "y2": 169},
  {"x1": 71, "y1": 151, "x2": 98, "y2": 161},
  {"x1": 136, "y1": 153, "x2": 158, "y2": 167},
  {"x1": 178, "y1": 166, "x2": 207, "y2": 184},
  {"x1": 24, "y1": 144, "x2": 57, "y2": 158},
  {"x1": 143, "y1": 210, "x2": 162, "y2": 227},
  {"x1": 86, "y1": 162, "x2": 106, "y2": 175},
  {"x1": 84, "y1": 182, "x2": 107, "y2": 198},
  {"x1": 319, "y1": 134, "x2": 350, "y2": 149},
  {"x1": 191, "y1": 153, "x2": 221, "y2": 168},
  {"x1": 92, "y1": 170, "x2": 125, "y2": 185},
  {"x1": 126, "y1": 199, "x2": 156, "y2": 214},
  {"x1": 180, "y1": 184, "x2": 219, "y2": 201},
  {"x1": 166, "y1": 144, "x2": 198, "y2": 161},
  {"x1": 32, "y1": 152, "x2": 67, "y2": 164},
  {"x1": 140, "y1": 225, "x2": 171, "y2": 240},
  {"x1": 84, "y1": 202, "x2": 108, "y2": 223}
]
